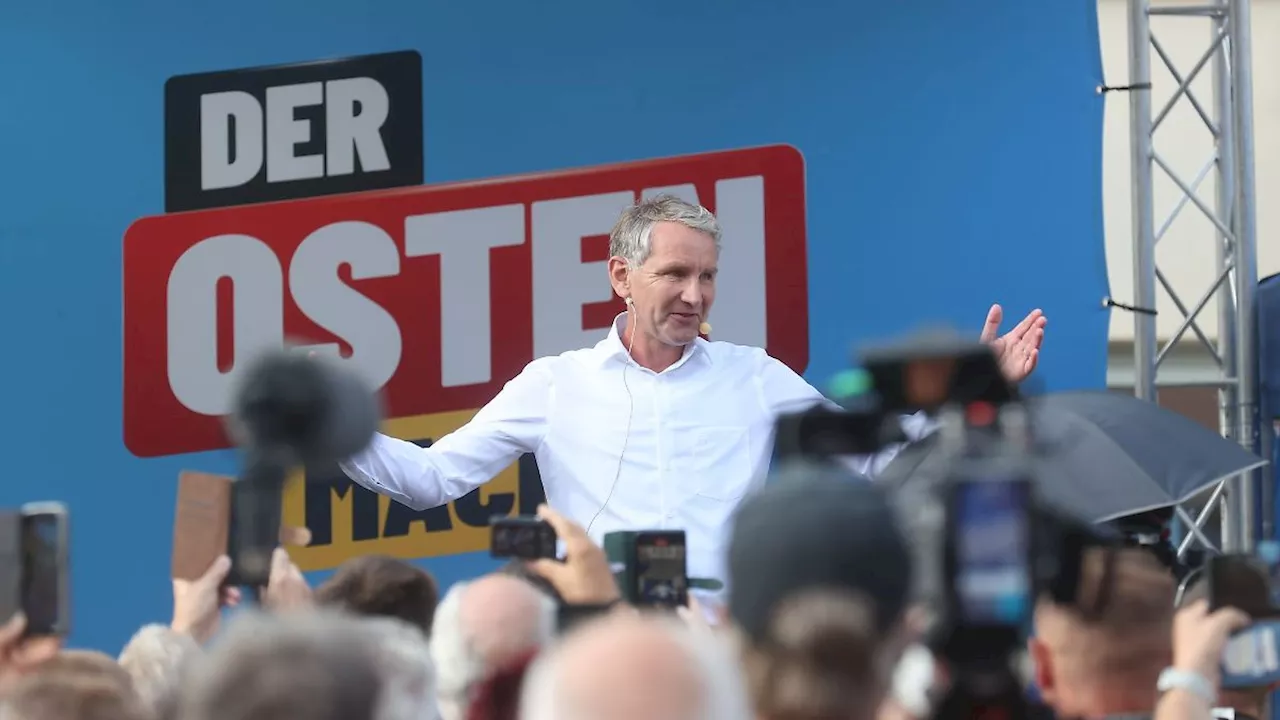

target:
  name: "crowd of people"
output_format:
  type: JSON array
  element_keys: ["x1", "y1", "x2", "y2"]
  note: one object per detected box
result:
[{"x1": 0, "y1": 469, "x2": 1261, "y2": 720}]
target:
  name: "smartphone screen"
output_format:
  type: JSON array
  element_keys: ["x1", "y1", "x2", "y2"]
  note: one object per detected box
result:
[
  {"x1": 1221, "y1": 620, "x2": 1280, "y2": 688},
  {"x1": 633, "y1": 531, "x2": 688, "y2": 608},
  {"x1": 21, "y1": 509, "x2": 66, "y2": 635},
  {"x1": 952, "y1": 478, "x2": 1032, "y2": 626},
  {"x1": 490, "y1": 517, "x2": 557, "y2": 560}
]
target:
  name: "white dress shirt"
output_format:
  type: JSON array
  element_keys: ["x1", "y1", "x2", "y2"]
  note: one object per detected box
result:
[{"x1": 339, "y1": 314, "x2": 932, "y2": 601}]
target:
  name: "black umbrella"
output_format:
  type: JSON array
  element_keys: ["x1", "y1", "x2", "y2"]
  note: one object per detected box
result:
[{"x1": 878, "y1": 389, "x2": 1268, "y2": 523}]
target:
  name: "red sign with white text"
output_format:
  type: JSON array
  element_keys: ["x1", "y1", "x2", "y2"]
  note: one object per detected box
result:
[{"x1": 123, "y1": 145, "x2": 809, "y2": 457}]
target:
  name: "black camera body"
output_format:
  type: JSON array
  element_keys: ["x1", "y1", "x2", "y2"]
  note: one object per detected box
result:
[{"x1": 771, "y1": 332, "x2": 1111, "y2": 720}]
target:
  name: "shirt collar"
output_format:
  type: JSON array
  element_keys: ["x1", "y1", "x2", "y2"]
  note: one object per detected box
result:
[{"x1": 590, "y1": 313, "x2": 712, "y2": 372}]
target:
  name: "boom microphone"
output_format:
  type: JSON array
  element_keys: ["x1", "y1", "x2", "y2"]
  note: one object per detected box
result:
[
  {"x1": 229, "y1": 349, "x2": 382, "y2": 466},
  {"x1": 223, "y1": 349, "x2": 382, "y2": 588}
]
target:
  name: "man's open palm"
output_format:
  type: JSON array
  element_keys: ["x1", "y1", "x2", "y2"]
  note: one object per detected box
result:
[{"x1": 980, "y1": 304, "x2": 1046, "y2": 383}]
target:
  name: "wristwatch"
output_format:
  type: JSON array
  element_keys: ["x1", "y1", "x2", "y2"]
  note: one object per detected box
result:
[{"x1": 1157, "y1": 667, "x2": 1217, "y2": 705}]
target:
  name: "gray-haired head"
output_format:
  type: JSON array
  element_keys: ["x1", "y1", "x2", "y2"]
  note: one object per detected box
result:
[
  {"x1": 609, "y1": 195, "x2": 722, "y2": 268},
  {"x1": 358, "y1": 616, "x2": 439, "y2": 720},
  {"x1": 177, "y1": 610, "x2": 383, "y2": 720},
  {"x1": 116, "y1": 624, "x2": 202, "y2": 716}
]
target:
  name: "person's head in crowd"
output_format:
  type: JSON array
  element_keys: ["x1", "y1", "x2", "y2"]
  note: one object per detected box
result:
[
  {"x1": 314, "y1": 555, "x2": 440, "y2": 635},
  {"x1": 519, "y1": 612, "x2": 751, "y2": 720},
  {"x1": 747, "y1": 589, "x2": 890, "y2": 720},
  {"x1": 1, "y1": 649, "x2": 149, "y2": 720},
  {"x1": 117, "y1": 625, "x2": 200, "y2": 717},
  {"x1": 1029, "y1": 546, "x2": 1175, "y2": 720},
  {"x1": 727, "y1": 468, "x2": 916, "y2": 720},
  {"x1": 358, "y1": 616, "x2": 440, "y2": 720},
  {"x1": 430, "y1": 574, "x2": 556, "y2": 720},
  {"x1": 498, "y1": 560, "x2": 564, "y2": 604},
  {"x1": 1178, "y1": 574, "x2": 1273, "y2": 719},
  {"x1": 0, "y1": 672, "x2": 150, "y2": 720},
  {"x1": 176, "y1": 610, "x2": 384, "y2": 720},
  {"x1": 31, "y1": 650, "x2": 136, "y2": 692}
]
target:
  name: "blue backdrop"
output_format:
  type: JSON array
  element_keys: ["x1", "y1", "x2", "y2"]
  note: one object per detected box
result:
[{"x1": 0, "y1": 0, "x2": 1108, "y2": 651}]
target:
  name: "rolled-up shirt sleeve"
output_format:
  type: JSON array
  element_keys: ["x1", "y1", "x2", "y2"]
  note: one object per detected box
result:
[
  {"x1": 754, "y1": 354, "x2": 937, "y2": 480},
  {"x1": 339, "y1": 358, "x2": 555, "y2": 510}
]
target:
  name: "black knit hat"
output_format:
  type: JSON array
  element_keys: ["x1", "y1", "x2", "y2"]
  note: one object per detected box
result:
[{"x1": 727, "y1": 462, "x2": 914, "y2": 641}]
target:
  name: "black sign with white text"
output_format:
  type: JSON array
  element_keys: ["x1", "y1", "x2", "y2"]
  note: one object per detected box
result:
[{"x1": 164, "y1": 50, "x2": 423, "y2": 212}]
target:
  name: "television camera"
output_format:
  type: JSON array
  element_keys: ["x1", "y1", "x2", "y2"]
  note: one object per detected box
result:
[{"x1": 770, "y1": 332, "x2": 1115, "y2": 720}]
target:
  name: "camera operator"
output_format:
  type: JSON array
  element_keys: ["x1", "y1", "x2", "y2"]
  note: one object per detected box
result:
[{"x1": 1028, "y1": 546, "x2": 1177, "y2": 720}]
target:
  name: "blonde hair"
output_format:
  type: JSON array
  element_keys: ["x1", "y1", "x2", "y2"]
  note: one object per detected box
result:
[{"x1": 117, "y1": 624, "x2": 201, "y2": 714}]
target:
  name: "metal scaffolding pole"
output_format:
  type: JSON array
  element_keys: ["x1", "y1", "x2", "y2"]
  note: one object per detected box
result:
[{"x1": 1125, "y1": 0, "x2": 1265, "y2": 553}]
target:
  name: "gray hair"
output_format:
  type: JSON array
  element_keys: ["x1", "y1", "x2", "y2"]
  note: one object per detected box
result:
[
  {"x1": 608, "y1": 194, "x2": 722, "y2": 267},
  {"x1": 519, "y1": 615, "x2": 752, "y2": 720},
  {"x1": 177, "y1": 610, "x2": 383, "y2": 720},
  {"x1": 116, "y1": 623, "x2": 202, "y2": 715},
  {"x1": 359, "y1": 616, "x2": 440, "y2": 720},
  {"x1": 430, "y1": 579, "x2": 557, "y2": 720}
]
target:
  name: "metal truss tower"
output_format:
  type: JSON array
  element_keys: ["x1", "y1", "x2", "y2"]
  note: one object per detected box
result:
[{"x1": 1125, "y1": 0, "x2": 1267, "y2": 554}]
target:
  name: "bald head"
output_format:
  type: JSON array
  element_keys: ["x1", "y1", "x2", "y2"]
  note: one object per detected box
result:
[
  {"x1": 521, "y1": 613, "x2": 750, "y2": 720},
  {"x1": 459, "y1": 574, "x2": 549, "y2": 666},
  {"x1": 431, "y1": 574, "x2": 556, "y2": 720}
]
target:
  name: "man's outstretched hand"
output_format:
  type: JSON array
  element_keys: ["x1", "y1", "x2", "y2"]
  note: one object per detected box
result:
[{"x1": 980, "y1": 304, "x2": 1046, "y2": 384}]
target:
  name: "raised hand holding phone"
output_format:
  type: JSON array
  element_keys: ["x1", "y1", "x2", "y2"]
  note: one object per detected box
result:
[
  {"x1": 1172, "y1": 597, "x2": 1249, "y2": 696},
  {"x1": 525, "y1": 505, "x2": 620, "y2": 606}
]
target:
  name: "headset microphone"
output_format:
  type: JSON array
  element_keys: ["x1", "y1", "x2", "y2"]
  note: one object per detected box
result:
[{"x1": 699, "y1": 321, "x2": 712, "y2": 336}]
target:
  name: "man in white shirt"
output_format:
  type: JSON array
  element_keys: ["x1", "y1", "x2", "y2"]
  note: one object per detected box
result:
[{"x1": 339, "y1": 195, "x2": 1046, "y2": 602}]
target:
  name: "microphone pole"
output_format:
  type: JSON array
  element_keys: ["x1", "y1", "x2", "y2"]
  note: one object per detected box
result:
[{"x1": 226, "y1": 445, "x2": 293, "y2": 593}]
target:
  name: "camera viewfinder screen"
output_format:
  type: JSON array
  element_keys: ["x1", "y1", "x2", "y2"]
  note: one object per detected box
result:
[
  {"x1": 635, "y1": 535, "x2": 687, "y2": 606},
  {"x1": 954, "y1": 479, "x2": 1031, "y2": 626}
]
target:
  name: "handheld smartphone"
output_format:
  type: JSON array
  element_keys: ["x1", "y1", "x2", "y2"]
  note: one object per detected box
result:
[
  {"x1": 0, "y1": 510, "x2": 20, "y2": 622},
  {"x1": 632, "y1": 531, "x2": 688, "y2": 609},
  {"x1": 490, "y1": 516, "x2": 558, "y2": 560},
  {"x1": 20, "y1": 502, "x2": 70, "y2": 637},
  {"x1": 1206, "y1": 554, "x2": 1278, "y2": 619},
  {"x1": 946, "y1": 475, "x2": 1033, "y2": 628},
  {"x1": 1221, "y1": 619, "x2": 1280, "y2": 688}
]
